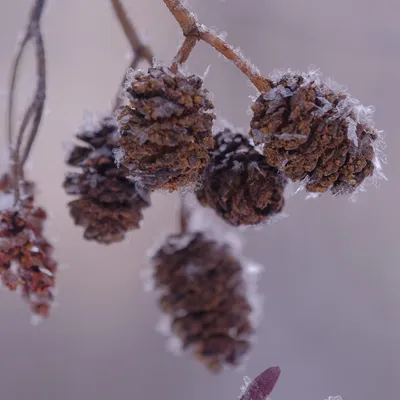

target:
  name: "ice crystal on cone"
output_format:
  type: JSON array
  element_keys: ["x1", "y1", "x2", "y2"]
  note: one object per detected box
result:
[
  {"x1": 0, "y1": 175, "x2": 57, "y2": 318},
  {"x1": 116, "y1": 66, "x2": 215, "y2": 192},
  {"x1": 196, "y1": 129, "x2": 287, "y2": 226},
  {"x1": 151, "y1": 231, "x2": 257, "y2": 373},
  {"x1": 250, "y1": 69, "x2": 384, "y2": 195},
  {"x1": 63, "y1": 117, "x2": 151, "y2": 244}
]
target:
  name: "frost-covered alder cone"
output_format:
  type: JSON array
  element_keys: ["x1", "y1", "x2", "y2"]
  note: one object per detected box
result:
[
  {"x1": 196, "y1": 129, "x2": 287, "y2": 226},
  {"x1": 151, "y1": 232, "x2": 255, "y2": 373},
  {"x1": 0, "y1": 175, "x2": 57, "y2": 318},
  {"x1": 250, "y1": 69, "x2": 383, "y2": 194},
  {"x1": 63, "y1": 118, "x2": 151, "y2": 244},
  {"x1": 116, "y1": 66, "x2": 215, "y2": 192}
]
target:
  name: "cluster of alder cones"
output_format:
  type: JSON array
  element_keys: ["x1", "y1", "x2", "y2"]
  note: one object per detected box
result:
[
  {"x1": 0, "y1": 0, "x2": 384, "y2": 383},
  {"x1": 0, "y1": 60, "x2": 383, "y2": 372},
  {"x1": 65, "y1": 66, "x2": 383, "y2": 240},
  {"x1": 60, "y1": 64, "x2": 383, "y2": 372}
]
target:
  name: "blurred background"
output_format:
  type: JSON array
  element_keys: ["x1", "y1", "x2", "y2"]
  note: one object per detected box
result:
[{"x1": 0, "y1": 0, "x2": 399, "y2": 399}]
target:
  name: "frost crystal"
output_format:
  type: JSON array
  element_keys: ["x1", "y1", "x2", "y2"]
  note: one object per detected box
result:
[
  {"x1": 201, "y1": 64, "x2": 211, "y2": 80},
  {"x1": 346, "y1": 118, "x2": 358, "y2": 146},
  {"x1": 155, "y1": 314, "x2": 173, "y2": 336},
  {"x1": 112, "y1": 147, "x2": 125, "y2": 168},
  {"x1": 242, "y1": 260, "x2": 264, "y2": 328},
  {"x1": 39, "y1": 267, "x2": 54, "y2": 277},
  {"x1": 80, "y1": 110, "x2": 100, "y2": 132},
  {"x1": 325, "y1": 397, "x2": 343, "y2": 400},
  {"x1": 30, "y1": 314, "x2": 45, "y2": 327},
  {"x1": 212, "y1": 117, "x2": 245, "y2": 137},
  {"x1": 10, "y1": 261, "x2": 19, "y2": 274},
  {"x1": 165, "y1": 336, "x2": 183, "y2": 356}
]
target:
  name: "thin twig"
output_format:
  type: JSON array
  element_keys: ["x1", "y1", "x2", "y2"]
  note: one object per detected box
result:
[
  {"x1": 111, "y1": 0, "x2": 154, "y2": 64},
  {"x1": 21, "y1": 32, "x2": 46, "y2": 165},
  {"x1": 170, "y1": 36, "x2": 199, "y2": 73},
  {"x1": 162, "y1": 0, "x2": 271, "y2": 92},
  {"x1": 7, "y1": 0, "x2": 47, "y2": 204},
  {"x1": 110, "y1": 0, "x2": 155, "y2": 110},
  {"x1": 179, "y1": 195, "x2": 191, "y2": 234}
]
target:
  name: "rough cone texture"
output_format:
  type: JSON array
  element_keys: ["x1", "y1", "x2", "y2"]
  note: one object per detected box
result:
[
  {"x1": 152, "y1": 232, "x2": 254, "y2": 373},
  {"x1": 116, "y1": 66, "x2": 215, "y2": 192},
  {"x1": 250, "y1": 69, "x2": 381, "y2": 194},
  {"x1": 196, "y1": 129, "x2": 287, "y2": 226},
  {"x1": 0, "y1": 175, "x2": 57, "y2": 318},
  {"x1": 239, "y1": 366, "x2": 281, "y2": 400},
  {"x1": 63, "y1": 118, "x2": 151, "y2": 244}
]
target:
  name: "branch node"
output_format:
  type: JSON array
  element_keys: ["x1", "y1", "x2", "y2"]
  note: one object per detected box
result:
[{"x1": 162, "y1": 0, "x2": 270, "y2": 93}]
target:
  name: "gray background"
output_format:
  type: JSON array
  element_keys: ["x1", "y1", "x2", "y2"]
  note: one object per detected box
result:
[{"x1": 0, "y1": 0, "x2": 399, "y2": 399}]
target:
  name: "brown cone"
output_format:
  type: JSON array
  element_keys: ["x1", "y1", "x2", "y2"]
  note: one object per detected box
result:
[
  {"x1": 116, "y1": 67, "x2": 215, "y2": 192},
  {"x1": 196, "y1": 129, "x2": 287, "y2": 226},
  {"x1": 151, "y1": 232, "x2": 254, "y2": 373},
  {"x1": 250, "y1": 71, "x2": 379, "y2": 194},
  {"x1": 63, "y1": 118, "x2": 151, "y2": 244},
  {"x1": 0, "y1": 175, "x2": 57, "y2": 318}
]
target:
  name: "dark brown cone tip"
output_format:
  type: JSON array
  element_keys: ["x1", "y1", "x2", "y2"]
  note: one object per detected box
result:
[
  {"x1": 250, "y1": 70, "x2": 380, "y2": 195},
  {"x1": 196, "y1": 129, "x2": 287, "y2": 226},
  {"x1": 239, "y1": 366, "x2": 281, "y2": 400},
  {"x1": 152, "y1": 232, "x2": 254, "y2": 373},
  {"x1": 116, "y1": 66, "x2": 216, "y2": 192},
  {"x1": 0, "y1": 176, "x2": 57, "y2": 318},
  {"x1": 63, "y1": 118, "x2": 151, "y2": 244}
]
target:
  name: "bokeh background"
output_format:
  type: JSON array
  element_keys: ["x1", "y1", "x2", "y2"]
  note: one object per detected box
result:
[{"x1": 0, "y1": 0, "x2": 399, "y2": 399}]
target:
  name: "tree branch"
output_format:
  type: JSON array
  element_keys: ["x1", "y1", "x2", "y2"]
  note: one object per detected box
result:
[
  {"x1": 21, "y1": 32, "x2": 46, "y2": 165},
  {"x1": 179, "y1": 194, "x2": 191, "y2": 234},
  {"x1": 111, "y1": 0, "x2": 154, "y2": 65},
  {"x1": 162, "y1": 0, "x2": 198, "y2": 35},
  {"x1": 162, "y1": 0, "x2": 271, "y2": 92},
  {"x1": 110, "y1": 0, "x2": 156, "y2": 109},
  {"x1": 170, "y1": 36, "x2": 199, "y2": 73},
  {"x1": 7, "y1": 0, "x2": 47, "y2": 203}
]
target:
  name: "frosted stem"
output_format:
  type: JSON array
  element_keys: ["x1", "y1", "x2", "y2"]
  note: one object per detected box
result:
[
  {"x1": 7, "y1": 0, "x2": 47, "y2": 204},
  {"x1": 111, "y1": 0, "x2": 154, "y2": 65},
  {"x1": 162, "y1": 0, "x2": 271, "y2": 92},
  {"x1": 179, "y1": 195, "x2": 191, "y2": 234},
  {"x1": 110, "y1": 0, "x2": 155, "y2": 109},
  {"x1": 170, "y1": 36, "x2": 199, "y2": 73}
]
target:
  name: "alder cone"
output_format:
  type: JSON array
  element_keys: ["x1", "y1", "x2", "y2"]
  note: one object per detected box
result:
[
  {"x1": 152, "y1": 232, "x2": 254, "y2": 373},
  {"x1": 250, "y1": 70, "x2": 379, "y2": 194},
  {"x1": 0, "y1": 175, "x2": 57, "y2": 318},
  {"x1": 117, "y1": 67, "x2": 215, "y2": 192},
  {"x1": 63, "y1": 118, "x2": 151, "y2": 244},
  {"x1": 196, "y1": 129, "x2": 287, "y2": 226}
]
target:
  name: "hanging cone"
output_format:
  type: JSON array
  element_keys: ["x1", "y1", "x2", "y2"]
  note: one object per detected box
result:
[
  {"x1": 196, "y1": 128, "x2": 287, "y2": 226},
  {"x1": 0, "y1": 174, "x2": 57, "y2": 319},
  {"x1": 116, "y1": 66, "x2": 215, "y2": 192},
  {"x1": 151, "y1": 231, "x2": 257, "y2": 373},
  {"x1": 63, "y1": 117, "x2": 151, "y2": 244},
  {"x1": 250, "y1": 69, "x2": 382, "y2": 194}
]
